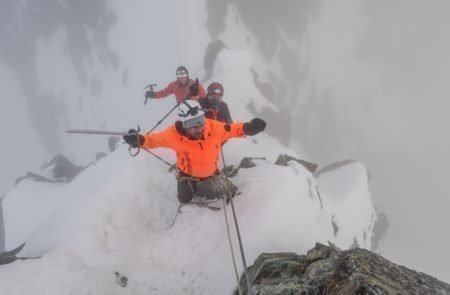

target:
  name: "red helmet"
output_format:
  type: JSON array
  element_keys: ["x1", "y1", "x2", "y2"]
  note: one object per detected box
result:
[{"x1": 207, "y1": 82, "x2": 224, "y2": 97}]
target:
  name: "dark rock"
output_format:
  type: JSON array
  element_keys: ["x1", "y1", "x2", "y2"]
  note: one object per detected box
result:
[
  {"x1": 225, "y1": 157, "x2": 266, "y2": 178},
  {"x1": 237, "y1": 243, "x2": 450, "y2": 294},
  {"x1": 15, "y1": 154, "x2": 85, "y2": 186},
  {"x1": 0, "y1": 243, "x2": 25, "y2": 265},
  {"x1": 114, "y1": 271, "x2": 128, "y2": 287},
  {"x1": 313, "y1": 159, "x2": 357, "y2": 178},
  {"x1": 96, "y1": 152, "x2": 107, "y2": 161},
  {"x1": 48, "y1": 154, "x2": 84, "y2": 181},
  {"x1": 371, "y1": 210, "x2": 389, "y2": 253},
  {"x1": 203, "y1": 40, "x2": 227, "y2": 81},
  {"x1": 15, "y1": 172, "x2": 62, "y2": 185},
  {"x1": 331, "y1": 215, "x2": 339, "y2": 236},
  {"x1": 275, "y1": 154, "x2": 318, "y2": 173}
]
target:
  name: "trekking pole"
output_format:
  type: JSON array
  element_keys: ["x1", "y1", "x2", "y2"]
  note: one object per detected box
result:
[
  {"x1": 146, "y1": 79, "x2": 200, "y2": 134},
  {"x1": 140, "y1": 147, "x2": 177, "y2": 171},
  {"x1": 220, "y1": 149, "x2": 253, "y2": 295},
  {"x1": 146, "y1": 101, "x2": 182, "y2": 134}
]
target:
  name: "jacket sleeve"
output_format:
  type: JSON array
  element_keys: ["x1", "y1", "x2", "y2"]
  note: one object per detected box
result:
[
  {"x1": 198, "y1": 97, "x2": 206, "y2": 107},
  {"x1": 198, "y1": 84, "x2": 207, "y2": 98},
  {"x1": 155, "y1": 81, "x2": 176, "y2": 98},
  {"x1": 224, "y1": 104, "x2": 233, "y2": 123},
  {"x1": 141, "y1": 125, "x2": 178, "y2": 149},
  {"x1": 213, "y1": 120, "x2": 246, "y2": 142}
]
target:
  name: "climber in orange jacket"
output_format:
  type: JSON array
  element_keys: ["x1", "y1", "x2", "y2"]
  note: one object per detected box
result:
[
  {"x1": 145, "y1": 66, "x2": 207, "y2": 104},
  {"x1": 123, "y1": 100, "x2": 266, "y2": 203}
]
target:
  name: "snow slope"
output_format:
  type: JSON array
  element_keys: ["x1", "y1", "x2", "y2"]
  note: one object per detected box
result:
[
  {"x1": 0, "y1": 133, "x2": 375, "y2": 294},
  {"x1": 0, "y1": 2, "x2": 375, "y2": 293}
]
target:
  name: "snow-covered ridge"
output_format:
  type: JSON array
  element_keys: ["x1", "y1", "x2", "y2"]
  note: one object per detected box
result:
[
  {"x1": 0, "y1": 132, "x2": 375, "y2": 294},
  {"x1": 1, "y1": 3, "x2": 375, "y2": 293}
]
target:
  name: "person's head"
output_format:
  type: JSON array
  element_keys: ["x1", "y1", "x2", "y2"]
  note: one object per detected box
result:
[
  {"x1": 207, "y1": 82, "x2": 224, "y2": 107},
  {"x1": 176, "y1": 66, "x2": 189, "y2": 86},
  {"x1": 178, "y1": 100, "x2": 205, "y2": 140}
]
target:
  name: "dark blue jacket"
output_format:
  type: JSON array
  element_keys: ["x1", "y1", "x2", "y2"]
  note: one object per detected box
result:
[{"x1": 198, "y1": 97, "x2": 233, "y2": 124}]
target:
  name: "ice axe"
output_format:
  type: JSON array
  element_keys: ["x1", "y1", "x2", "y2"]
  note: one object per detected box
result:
[
  {"x1": 143, "y1": 83, "x2": 157, "y2": 105},
  {"x1": 66, "y1": 126, "x2": 142, "y2": 157},
  {"x1": 66, "y1": 126, "x2": 177, "y2": 169}
]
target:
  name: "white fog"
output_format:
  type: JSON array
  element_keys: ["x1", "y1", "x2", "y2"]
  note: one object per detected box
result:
[{"x1": 1, "y1": 0, "x2": 449, "y2": 286}]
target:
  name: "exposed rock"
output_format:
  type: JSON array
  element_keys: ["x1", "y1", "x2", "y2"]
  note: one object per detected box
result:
[
  {"x1": 96, "y1": 152, "x2": 107, "y2": 161},
  {"x1": 331, "y1": 215, "x2": 339, "y2": 236},
  {"x1": 15, "y1": 154, "x2": 84, "y2": 186},
  {"x1": 15, "y1": 172, "x2": 63, "y2": 185},
  {"x1": 203, "y1": 40, "x2": 227, "y2": 81},
  {"x1": 275, "y1": 154, "x2": 318, "y2": 173},
  {"x1": 114, "y1": 271, "x2": 128, "y2": 287},
  {"x1": 47, "y1": 154, "x2": 84, "y2": 181},
  {"x1": 0, "y1": 243, "x2": 25, "y2": 265},
  {"x1": 225, "y1": 154, "x2": 318, "y2": 178},
  {"x1": 250, "y1": 68, "x2": 276, "y2": 104},
  {"x1": 225, "y1": 157, "x2": 266, "y2": 178},
  {"x1": 314, "y1": 159, "x2": 359, "y2": 178},
  {"x1": 237, "y1": 243, "x2": 450, "y2": 294},
  {"x1": 370, "y1": 209, "x2": 390, "y2": 253}
]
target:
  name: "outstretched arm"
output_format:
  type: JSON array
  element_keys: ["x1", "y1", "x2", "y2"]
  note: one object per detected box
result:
[
  {"x1": 154, "y1": 82, "x2": 176, "y2": 99},
  {"x1": 123, "y1": 125, "x2": 178, "y2": 149},
  {"x1": 219, "y1": 118, "x2": 266, "y2": 142},
  {"x1": 243, "y1": 118, "x2": 266, "y2": 135}
]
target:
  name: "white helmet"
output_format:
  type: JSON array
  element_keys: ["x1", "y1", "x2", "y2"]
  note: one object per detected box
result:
[{"x1": 178, "y1": 100, "x2": 205, "y2": 129}]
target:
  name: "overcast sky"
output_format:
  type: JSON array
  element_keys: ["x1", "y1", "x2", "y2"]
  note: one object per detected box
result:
[{"x1": 1, "y1": 0, "x2": 449, "y2": 281}]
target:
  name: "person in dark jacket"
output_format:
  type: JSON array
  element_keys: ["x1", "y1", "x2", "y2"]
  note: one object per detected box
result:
[
  {"x1": 198, "y1": 82, "x2": 232, "y2": 124},
  {"x1": 145, "y1": 66, "x2": 206, "y2": 103}
]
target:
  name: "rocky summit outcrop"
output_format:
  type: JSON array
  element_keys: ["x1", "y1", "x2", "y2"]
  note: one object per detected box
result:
[
  {"x1": 236, "y1": 243, "x2": 450, "y2": 295},
  {"x1": 0, "y1": 243, "x2": 25, "y2": 265}
]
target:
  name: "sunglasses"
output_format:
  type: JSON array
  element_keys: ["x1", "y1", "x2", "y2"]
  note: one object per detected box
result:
[
  {"x1": 208, "y1": 93, "x2": 222, "y2": 99},
  {"x1": 176, "y1": 71, "x2": 188, "y2": 78}
]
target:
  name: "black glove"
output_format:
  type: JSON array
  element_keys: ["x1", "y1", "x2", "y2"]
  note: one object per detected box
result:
[
  {"x1": 189, "y1": 78, "x2": 199, "y2": 96},
  {"x1": 243, "y1": 118, "x2": 266, "y2": 136},
  {"x1": 123, "y1": 129, "x2": 145, "y2": 148},
  {"x1": 145, "y1": 90, "x2": 156, "y2": 99}
]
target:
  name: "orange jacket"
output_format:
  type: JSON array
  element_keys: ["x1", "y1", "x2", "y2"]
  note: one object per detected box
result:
[
  {"x1": 142, "y1": 119, "x2": 246, "y2": 178},
  {"x1": 154, "y1": 79, "x2": 206, "y2": 103}
]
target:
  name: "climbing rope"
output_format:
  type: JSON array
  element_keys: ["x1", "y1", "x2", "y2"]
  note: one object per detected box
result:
[
  {"x1": 221, "y1": 196, "x2": 243, "y2": 295},
  {"x1": 220, "y1": 148, "x2": 253, "y2": 295}
]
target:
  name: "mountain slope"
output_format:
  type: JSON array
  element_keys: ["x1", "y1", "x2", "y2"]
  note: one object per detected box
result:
[{"x1": 0, "y1": 134, "x2": 375, "y2": 294}]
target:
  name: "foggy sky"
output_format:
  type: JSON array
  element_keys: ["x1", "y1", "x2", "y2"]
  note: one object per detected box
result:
[
  {"x1": 1, "y1": 0, "x2": 449, "y2": 282},
  {"x1": 219, "y1": 0, "x2": 450, "y2": 279}
]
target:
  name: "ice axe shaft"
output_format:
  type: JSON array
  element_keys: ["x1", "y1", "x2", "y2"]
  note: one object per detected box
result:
[
  {"x1": 67, "y1": 127, "x2": 142, "y2": 157},
  {"x1": 66, "y1": 129, "x2": 130, "y2": 136}
]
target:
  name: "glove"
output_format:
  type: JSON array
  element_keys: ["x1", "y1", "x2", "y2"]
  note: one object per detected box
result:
[
  {"x1": 145, "y1": 90, "x2": 156, "y2": 99},
  {"x1": 189, "y1": 78, "x2": 199, "y2": 96},
  {"x1": 243, "y1": 118, "x2": 266, "y2": 136},
  {"x1": 123, "y1": 129, "x2": 145, "y2": 148}
]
